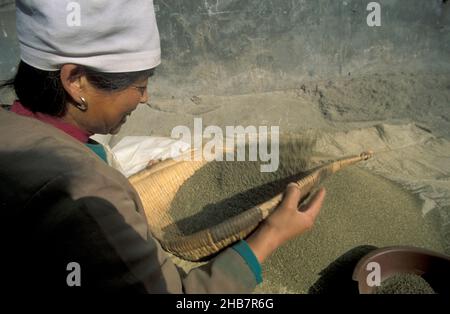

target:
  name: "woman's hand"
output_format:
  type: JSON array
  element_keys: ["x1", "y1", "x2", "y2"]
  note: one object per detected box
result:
[
  {"x1": 246, "y1": 183, "x2": 326, "y2": 264},
  {"x1": 146, "y1": 159, "x2": 162, "y2": 169}
]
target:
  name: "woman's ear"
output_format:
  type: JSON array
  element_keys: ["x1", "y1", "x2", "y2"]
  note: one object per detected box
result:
[{"x1": 60, "y1": 64, "x2": 85, "y2": 101}]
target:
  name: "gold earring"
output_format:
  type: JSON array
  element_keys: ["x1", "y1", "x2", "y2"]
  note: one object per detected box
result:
[{"x1": 75, "y1": 96, "x2": 88, "y2": 112}]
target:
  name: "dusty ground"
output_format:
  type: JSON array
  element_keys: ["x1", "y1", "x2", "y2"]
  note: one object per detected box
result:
[
  {"x1": 112, "y1": 72, "x2": 450, "y2": 145},
  {"x1": 165, "y1": 164, "x2": 442, "y2": 294}
]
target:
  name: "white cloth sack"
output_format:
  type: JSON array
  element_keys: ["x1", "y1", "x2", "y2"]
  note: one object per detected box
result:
[{"x1": 111, "y1": 136, "x2": 190, "y2": 177}]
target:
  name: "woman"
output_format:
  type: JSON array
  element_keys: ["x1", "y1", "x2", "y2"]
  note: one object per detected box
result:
[{"x1": 0, "y1": 0, "x2": 325, "y2": 293}]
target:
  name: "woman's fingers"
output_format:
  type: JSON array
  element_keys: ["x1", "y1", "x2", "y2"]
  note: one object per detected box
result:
[
  {"x1": 146, "y1": 158, "x2": 162, "y2": 168},
  {"x1": 299, "y1": 188, "x2": 326, "y2": 221},
  {"x1": 279, "y1": 182, "x2": 302, "y2": 210}
]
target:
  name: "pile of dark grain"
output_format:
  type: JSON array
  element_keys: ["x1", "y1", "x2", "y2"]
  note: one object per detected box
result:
[
  {"x1": 167, "y1": 134, "x2": 317, "y2": 234},
  {"x1": 374, "y1": 274, "x2": 435, "y2": 294}
]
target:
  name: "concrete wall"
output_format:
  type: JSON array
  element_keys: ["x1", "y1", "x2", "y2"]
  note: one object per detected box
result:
[
  {"x1": 1, "y1": 0, "x2": 449, "y2": 98},
  {"x1": 0, "y1": 1, "x2": 19, "y2": 81}
]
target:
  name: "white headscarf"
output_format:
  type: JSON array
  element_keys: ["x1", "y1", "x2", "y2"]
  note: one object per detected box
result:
[{"x1": 16, "y1": 0, "x2": 161, "y2": 72}]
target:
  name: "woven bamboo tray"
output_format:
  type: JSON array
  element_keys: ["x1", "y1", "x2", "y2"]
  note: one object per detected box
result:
[{"x1": 129, "y1": 148, "x2": 373, "y2": 261}]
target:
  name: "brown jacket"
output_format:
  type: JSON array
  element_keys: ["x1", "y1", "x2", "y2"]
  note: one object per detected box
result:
[{"x1": 0, "y1": 108, "x2": 257, "y2": 293}]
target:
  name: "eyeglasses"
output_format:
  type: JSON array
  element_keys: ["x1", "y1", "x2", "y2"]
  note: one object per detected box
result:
[{"x1": 132, "y1": 85, "x2": 147, "y2": 97}]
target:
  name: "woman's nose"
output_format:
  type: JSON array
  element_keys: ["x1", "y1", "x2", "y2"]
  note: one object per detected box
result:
[{"x1": 140, "y1": 88, "x2": 149, "y2": 104}]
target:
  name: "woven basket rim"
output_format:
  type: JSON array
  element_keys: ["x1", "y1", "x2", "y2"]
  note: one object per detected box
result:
[{"x1": 130, "y1": 139, "x2": 373, "y2": 261}]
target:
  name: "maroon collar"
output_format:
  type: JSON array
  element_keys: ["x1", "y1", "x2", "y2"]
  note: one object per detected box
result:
[{"x1": 11, "y1": 100, "x2": 92, "y2": 143}]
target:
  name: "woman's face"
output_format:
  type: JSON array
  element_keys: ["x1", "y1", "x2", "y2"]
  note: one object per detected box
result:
[{"x1": 77, "y1": 76, "x2": 149, "y2": 135}]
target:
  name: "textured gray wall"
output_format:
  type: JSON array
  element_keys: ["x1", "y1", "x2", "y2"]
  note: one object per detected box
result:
[
  {"x1": 152, "y1": 0, "x2": 450, "y2": 96},
  {"x1": 1, "y1": 0, "x2": 449, "y2": 98},
  {"x1": 0, "y1": 1, "x2": 19, "y2": 81}
]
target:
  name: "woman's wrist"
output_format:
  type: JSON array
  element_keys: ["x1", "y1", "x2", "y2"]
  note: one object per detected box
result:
[{"x1": 246, "y1": 223, "x2": 281, "y2": 264}]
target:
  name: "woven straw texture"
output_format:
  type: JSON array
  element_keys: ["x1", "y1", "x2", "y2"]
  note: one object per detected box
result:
[{"x1": 129, "y1": 148, "x2": 372, "y2": 261}]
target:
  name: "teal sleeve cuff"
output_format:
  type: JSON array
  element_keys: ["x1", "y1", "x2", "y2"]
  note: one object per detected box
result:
[
  {"x1": 85, "y1": 143, "x2": 108, "y2": 163},
  {"x1": 232, "y1": 240, "x2": 263, "y2": 284}
]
